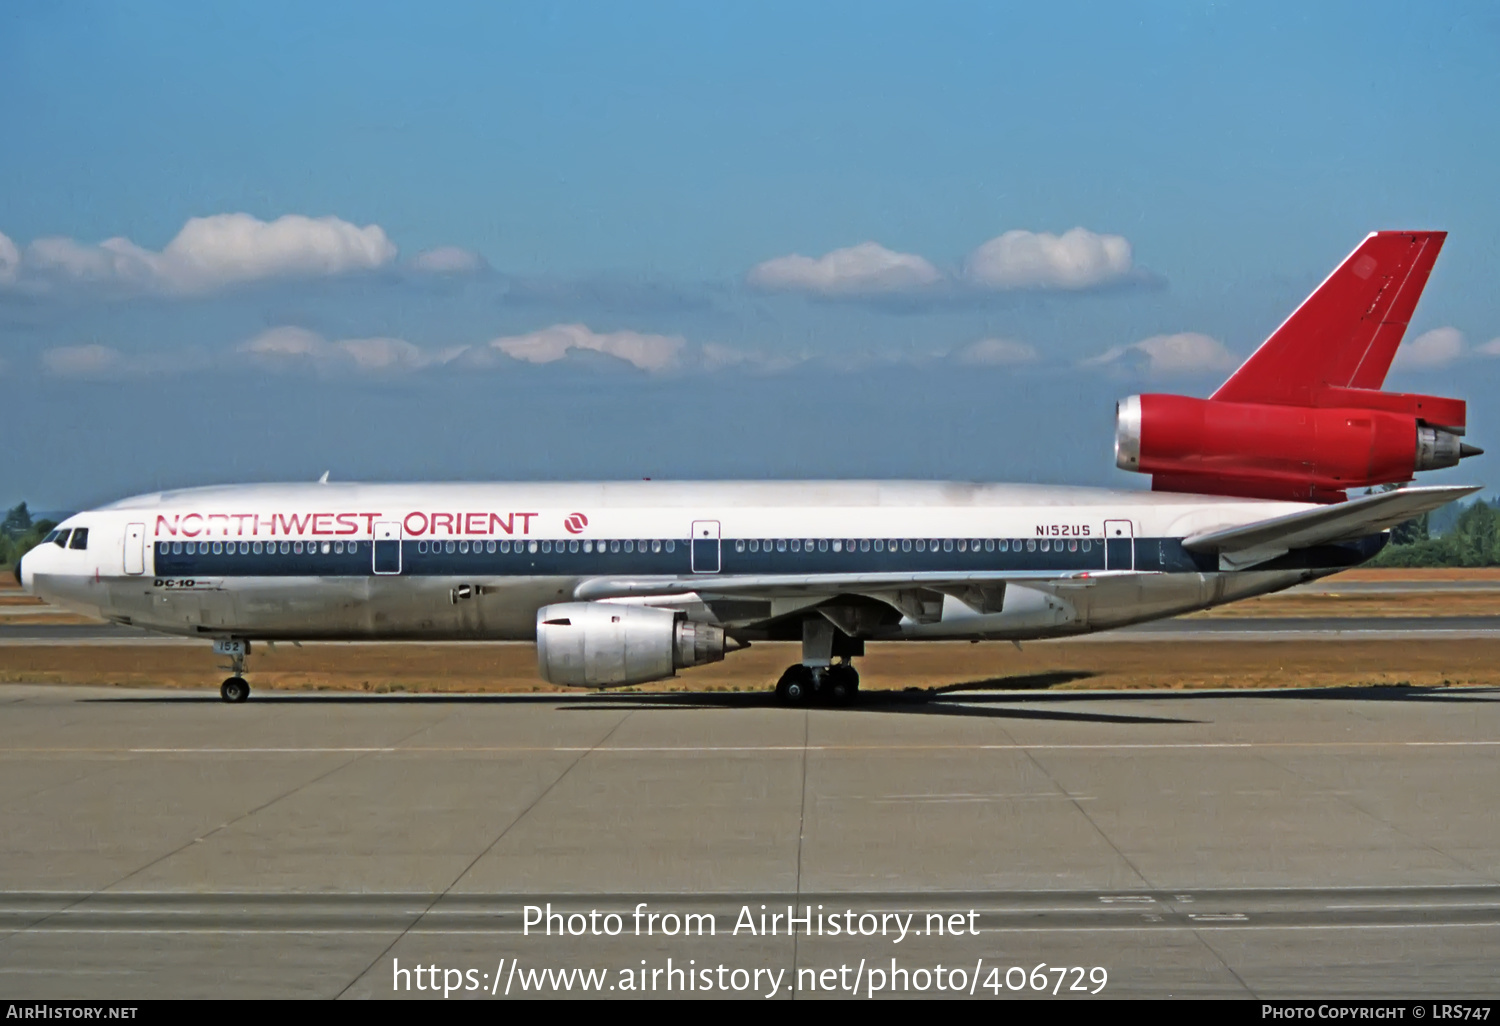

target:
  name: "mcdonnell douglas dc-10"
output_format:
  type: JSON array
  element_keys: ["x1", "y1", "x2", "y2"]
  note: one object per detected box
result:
[{"x1": 17, "y1": 232, "x2": 1484, "y2": 703}]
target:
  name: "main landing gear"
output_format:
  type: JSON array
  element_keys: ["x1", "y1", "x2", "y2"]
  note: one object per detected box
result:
[
  {"x1": 774, "y1": 618, "x2": 862, "y2": 706},
  {"x1": 213, "y1": 639, "x2": 251, "y2": 704},
  {"x1": 775, "y1": 660, "x2": 859, "y2": 706}
]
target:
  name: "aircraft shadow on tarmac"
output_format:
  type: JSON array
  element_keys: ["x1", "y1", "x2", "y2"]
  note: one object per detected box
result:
[{"x1": 84, "y1": 679, "x2": 1499, "y2": 726}]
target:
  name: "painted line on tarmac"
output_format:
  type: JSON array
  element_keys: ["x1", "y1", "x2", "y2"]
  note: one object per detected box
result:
[{"x1": 3, "y1": 740, "x2": 1499, "y2": 755}]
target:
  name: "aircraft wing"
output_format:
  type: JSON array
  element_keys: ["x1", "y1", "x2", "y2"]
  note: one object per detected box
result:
[
  {"x1": 1182, "y1": 484, "x2": 1477, "y2": 568},
  {"x1": 573, "y1": 569, "x2": 1128, "y2": 602}
]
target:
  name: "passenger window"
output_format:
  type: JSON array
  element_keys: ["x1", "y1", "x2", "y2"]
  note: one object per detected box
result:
[
  {"x1": 789, "y1": 539, "x2": 800, "y2": 552},
  {"x1": 804, "y1": 539, "x2": 815, "y2": 551},
  {"x1": 944, "y1": 539, "x2": 954, "y2": 552},
  {"x1": 901, "y1": 539, "x2": 911, "y2": 552},
  {"x1": 776, "y1": 539, "x2": 787, "y2": 552},
  {"x1": 240, "y1": 542, "x2": 249, "y2": 554},
  {"x1": 984, "y1": 539, "x2": 995, "y2": 552},
  {"x1": 457, "y1": 541, "x2": 467, "y2": 554},
  {"x1": 665, "y1": 540, "x2": 675, "y2": 553},
  {"x1": 210, "y1": 541, "x2": 222, "y2": 554},
  {"x1": 529, "y1": 540, "x2": 539, "y2": 554},
  {"x1": 818, "y1": 539, "x2": 829, "y2": 552},
  {"x1": 1026, "y1": 539, "x2": 1036, "y2": 552},
  {"x1": 1069, "y1": 539, "x2": 1078, "y2": 552},
  {"x1": 607, "y1": 540, "x2": 618, "y2": 553},
  {"x1": 1082, "y1": 539, "x2": 1092, "y2": 551},
  {"x1": 172, "y1": 541, "x2": 183, "y2": 554},
  {"x1": 915, "y1": 539, "x2": 925, "y2": 552},
  {"x1": 487, "y1": 540, "x2": 497, "y2": 554},
  {"x1": 252, "y1": 542, "x2": 263, "y2": 554},
  {"x1": 742, "y1": 540, "x2": 752, "y2": 552},
  {"x1": 446, "y1": 541, "x2": 456, "y2": 554},
  {"x1": 500, "y1": 540, "x2": 511, "y2": 553},
  {"x1": 70, "y1": 528, "x2": 89, "y2": 550},
  {"x1": 860, "y1": 539, "x2": 871, "y2": 552},
  {"x1": 1041, "y1": 539, "x2": 1051, "y2": 551}
]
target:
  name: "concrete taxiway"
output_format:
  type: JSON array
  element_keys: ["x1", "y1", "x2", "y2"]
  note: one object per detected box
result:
[{"x1": 0, "y1": 682, "x2": 1496, "y2": 999}]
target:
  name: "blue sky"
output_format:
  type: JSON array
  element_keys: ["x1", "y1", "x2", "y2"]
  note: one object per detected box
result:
[{"x1": 2, "y1": 1, "x2": 1498, "y2": 509}]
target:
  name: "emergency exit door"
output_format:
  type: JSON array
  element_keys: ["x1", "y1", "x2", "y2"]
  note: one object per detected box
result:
[
  {"x1": 373, "y1": 522, "x2": 403, "y2": 574},
  {"x1": 1104, "y1": 519, "x2": 1134, "y2": 570},
  {"x1": 691, "y1": 520, "x2": 720, "y2": 573},
  {"x1": 124, "y1": 523, "x2": 146, "y2": 575}
]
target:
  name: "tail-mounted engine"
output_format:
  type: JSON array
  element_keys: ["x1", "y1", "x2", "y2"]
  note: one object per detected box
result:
[
  {"x1": 1114, "y1": 230, "x2": 1481, "y2": 503},
  {"x1": 536, "y1": 602, "x2": 730, "y2": 687},
  {"x1": 1115, "y1": 392, "x2": 1481, "y2": 503}
]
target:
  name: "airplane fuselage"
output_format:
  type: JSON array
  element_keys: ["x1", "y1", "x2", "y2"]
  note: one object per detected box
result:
[{"x1": 21, "y1": 480, "x2": 1375, "y2": 647}]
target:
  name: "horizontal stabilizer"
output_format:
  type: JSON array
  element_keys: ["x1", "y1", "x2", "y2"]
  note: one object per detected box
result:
[{"x1": 1182, "y1": 485, "x2": 1478, "y2": 557}]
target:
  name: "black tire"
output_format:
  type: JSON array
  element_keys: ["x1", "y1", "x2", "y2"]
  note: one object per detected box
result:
[
  {"x1": 221, "y1": 677, "x2": 250, "y2": 703},
  {"x1": 826, "y1": 664, "x2": 860, "y2": 705},
  {"x1": 775, "y1": 665, "x2": 812, "y2": 706}
]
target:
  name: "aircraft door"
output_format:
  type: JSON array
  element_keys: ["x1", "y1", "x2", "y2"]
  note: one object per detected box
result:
[
  {"x1": 1104, "y1": 519, "x2": 1134, "y2": 570},
  {"x1": 373, "y1": 521, "x2": 403, "y2": 575},
  {"x1": 691, "y1": 520, "x2": 721, "y2": 573},
  {"x1": 124, "y1": 523, "x2": 146, "y2": 575}
]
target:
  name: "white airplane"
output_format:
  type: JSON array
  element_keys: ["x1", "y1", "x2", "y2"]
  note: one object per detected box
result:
[{"x1": 17, "y1": 231, "x2": 1483, "y2": 704}]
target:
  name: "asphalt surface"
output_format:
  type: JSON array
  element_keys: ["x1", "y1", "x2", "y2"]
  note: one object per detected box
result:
[{"x1": 0, "y1": 683, "x2": 1496, "y2": 999}]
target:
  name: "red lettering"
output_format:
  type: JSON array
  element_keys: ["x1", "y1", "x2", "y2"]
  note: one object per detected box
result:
[
  {"x1": 403, "y1": 512, "x2": 429, "y2": 536},
  {"x1": 517, "y1": 512, "x2": 537, "y2": 535},
  {"x1": 465, "y1": 512, "x2": 485, "y2": 534},
  {"x1": 276, "y1": 512, "x2": 312, "y2": 536},
  {"x1": 206, "y1": 514, "x2": 229, "y2": 537},
  {"x1": 431, "y1": 513, "x2": 455, "y2": 535},
  {"x1": 336, "y1": 513, "x2": 358, "y2": 535},
  {"x1": 155, "y1": 514, "x2": 180, "y2": 537},
  {"x1": 360, "y1": 513, "x2": 378, "y2": 535},
  {"x1": 489, "y1": 513, "x2": 515, "y2": 535},
  {"x1": 181, "y1": 513, "x2": 204, "y2": 537},
  {"x1": 233, "y1": 513, "x2": 254, "y2": 536},
  {"x1": 312, "y1": 513, "x2": 333, "y2": 535}
]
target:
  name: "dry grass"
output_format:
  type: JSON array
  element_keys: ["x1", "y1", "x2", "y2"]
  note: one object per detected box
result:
[
  {"x1": 3, "y1": 570, "x2": 1498, "y2": 695},
  {"x1": 1, "y1": 638, "x2": 1495, "y2": 695}
]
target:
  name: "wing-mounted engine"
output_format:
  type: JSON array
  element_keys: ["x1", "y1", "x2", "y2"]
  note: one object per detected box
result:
[
  {"x1": 1114, "y1": 231, "x2": 1481, "y2": 503},
  {"x1": 535, "y1": 602, "x2": 733, "y2": 687}
]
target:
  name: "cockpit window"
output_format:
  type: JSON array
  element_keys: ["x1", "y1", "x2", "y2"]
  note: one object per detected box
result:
[
  {"x1": 53, "y1": 529, "x2": 71, "y2": 547},
  {"x1": 69, "y1": 528, "x2": 89, "y2": 550},
  {"x1": 42, "y1": 531, "x2": 59, "y2": 544}
]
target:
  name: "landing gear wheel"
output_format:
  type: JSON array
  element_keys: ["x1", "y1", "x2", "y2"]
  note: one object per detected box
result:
[
  {"x1": 825, "y1": 664, "x2": 860, "y2": 705},
  {"x1": 220, "y1": 677, "x2": 250, "y2": 703},
  {"x1": 775, "y1": 665, "x2": 813, "y2": 706}
]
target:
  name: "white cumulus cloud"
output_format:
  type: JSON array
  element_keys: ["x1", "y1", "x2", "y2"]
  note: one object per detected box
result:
[
  {"x1": 488, "y1": 323, "x2": 686, "y2": 373},
  {"x1": 1394, "y1": 327, "x2": 1465, "y2": 369},
  {"x1": 1084, "y1": 332, "x2": 1237, "y2": 375},
  {"x1": 965, "y1": 228, "x2": 1133, "y2": 290},
  {"x1": 41, "y1": 344, "x2": 130, "y2": 378},
  {"x1": 747, "y1": 242, "x2": 942, "y2": 297},
  {"x1": 954, "y1": 337, "x2": 1039, "y2": 366},
  {"x1": 239, "y1": 326, "x2": 458, "y2": 373},
  {"x1": 1477, "y1": 337, "x2": 1500, "y2": 357},
  {"x1": 409, "y1": 246, "x2": 487, "y2": 274},
  {"x1": 4, "y1": 214, "x2": 397, "y2": 295},
  {"x1": 0, "y1": 231, "x2": 20, "y2": 284}
]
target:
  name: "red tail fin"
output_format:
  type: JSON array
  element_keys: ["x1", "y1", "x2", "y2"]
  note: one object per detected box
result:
[{"x1": 1211, "y1": 231, "x2": 1445, "y2": 406}]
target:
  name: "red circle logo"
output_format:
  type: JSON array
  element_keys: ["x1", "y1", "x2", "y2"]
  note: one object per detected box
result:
[{"x1": 564, "y1": 513, "x2": 589, "y2": 534}]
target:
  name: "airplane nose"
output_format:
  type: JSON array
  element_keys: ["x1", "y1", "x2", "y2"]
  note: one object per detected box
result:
[{"x1": 13, "y1": 553, "x2": 24, "y2": 589}]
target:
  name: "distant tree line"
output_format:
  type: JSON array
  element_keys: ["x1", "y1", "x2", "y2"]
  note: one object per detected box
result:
[
  {"x1": 1369, "y1": 497, "x2": 1500, "y2": 567},
  {"x1": 0, "y1": 503, "x2": 58, "y2": 570}
]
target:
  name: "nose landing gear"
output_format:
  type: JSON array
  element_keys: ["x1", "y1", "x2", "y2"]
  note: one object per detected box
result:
[{"x1": 213, "y1": 639, "x2": 252, "y2": 703}]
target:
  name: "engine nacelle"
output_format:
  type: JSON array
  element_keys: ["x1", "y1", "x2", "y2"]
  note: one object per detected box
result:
[
  {"x1": 1115, "y1": 393, "x2": 1477, "y2": 502},
  {"x1": 535, "y1": 602, "x2": 728, "y2": 687}
]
